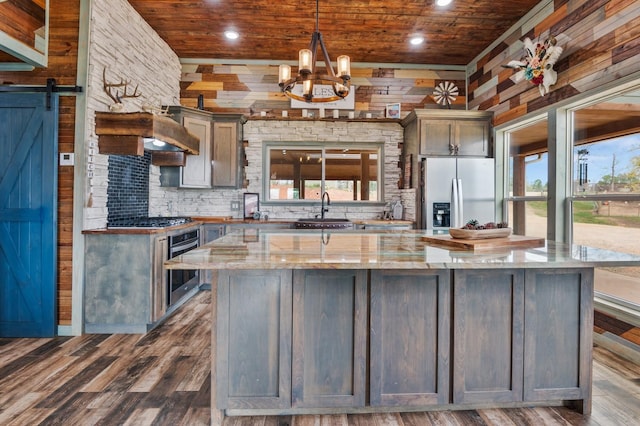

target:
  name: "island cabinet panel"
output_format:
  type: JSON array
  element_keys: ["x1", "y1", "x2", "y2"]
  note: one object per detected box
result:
[
  {"x1": 453, "y1": 269, "x2": 525, "y2": 404},
  {"x1": 292, "y1": 270, "x2": 367, "y2": 408},
  {"x1": 216, "y1": 270, "x2": 292, "y2": 409},
  {"x1": 523, "y1": 268, "x2": 593, "y2": 411},
  {"x1": 369, "y1": 270, "x2": 451, "y2": 406}
]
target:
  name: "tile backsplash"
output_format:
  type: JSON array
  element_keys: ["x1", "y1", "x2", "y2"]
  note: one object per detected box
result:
[{"x1": 106, "y1": 153, "x2": 150, "y2": 222}]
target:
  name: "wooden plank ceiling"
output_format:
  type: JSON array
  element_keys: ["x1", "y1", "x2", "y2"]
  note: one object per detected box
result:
[{"x1": 127, "y1": 0, "x2": 542, "y2": 66}]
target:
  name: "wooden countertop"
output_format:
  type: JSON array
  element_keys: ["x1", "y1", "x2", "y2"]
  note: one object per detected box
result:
[{"x1": 165, "y1": 229, "x2": 640, "y2": 270}]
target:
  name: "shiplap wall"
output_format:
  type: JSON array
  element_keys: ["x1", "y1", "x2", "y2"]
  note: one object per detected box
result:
[
  {"x1": 467, "y1": 0, "x2": 640, "y2": 126},
  {"x1": 180, "y1": 63, "x2": 467, "y2": 118}
]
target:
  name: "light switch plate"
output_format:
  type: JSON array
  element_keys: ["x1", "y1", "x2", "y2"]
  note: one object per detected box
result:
[{"x1": 59, "y1": 153, "x2": 74, "y2": 166}]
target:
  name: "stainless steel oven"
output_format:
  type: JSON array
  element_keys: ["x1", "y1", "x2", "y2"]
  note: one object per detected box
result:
[{"x1": 168, "y1": 228, "x2": 200, "y2": 306}]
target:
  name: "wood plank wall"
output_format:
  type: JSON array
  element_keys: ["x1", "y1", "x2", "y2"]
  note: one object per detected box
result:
[
  {"x1": 0, "y1": 0, "x2": 80, "y2": 326},
  {"x1": 468, "y1": 0, "x2": 640, "y2": 126},
  {"x1": 180, "y1": 64, "x2": 467, "y2": 118}
]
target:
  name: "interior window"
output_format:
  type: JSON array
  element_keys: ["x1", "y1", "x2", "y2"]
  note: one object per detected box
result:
[{"x1": 266, "y1": 144, "x2": 381, "y2": 202}]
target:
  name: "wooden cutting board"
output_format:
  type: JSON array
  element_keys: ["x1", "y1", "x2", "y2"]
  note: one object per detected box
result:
[{"x1": 421, "y1": 234, "x2": 545, "y2": 251}]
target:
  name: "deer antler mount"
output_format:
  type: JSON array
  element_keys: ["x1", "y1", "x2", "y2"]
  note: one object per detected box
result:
[{"x1": 102, "y1": 67, "x2": 142, "y2": 112}]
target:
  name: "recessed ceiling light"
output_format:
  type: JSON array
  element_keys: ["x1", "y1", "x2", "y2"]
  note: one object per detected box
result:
[
  {"x1": 436, "y1": 0, "x2": 453, "y2": 6},
  {"x1": 410, "y1": 36, "x2": 424, "y2": 46},
  {"x1": 224, "y1": 30, "x2": 239, "y2": 40}
]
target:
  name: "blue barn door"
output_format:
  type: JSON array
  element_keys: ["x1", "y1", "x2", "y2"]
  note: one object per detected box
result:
[{"x1": 0, "y1": 93, "x2": 58, "y2": 337}]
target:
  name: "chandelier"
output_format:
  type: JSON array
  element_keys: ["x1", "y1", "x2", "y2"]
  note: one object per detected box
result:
[{"x1": 278, "y1": 0, "x2": 351, "y2": 103}]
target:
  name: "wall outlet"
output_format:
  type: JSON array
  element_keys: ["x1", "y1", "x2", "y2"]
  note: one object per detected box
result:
[{"x1": 231, "y1": 201, "x2": 240, "y2": 210}]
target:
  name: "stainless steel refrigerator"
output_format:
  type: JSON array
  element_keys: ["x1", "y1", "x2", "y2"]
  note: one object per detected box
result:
[{"x1": 422, "y1": 157, "x2": 495, "y2": 230}]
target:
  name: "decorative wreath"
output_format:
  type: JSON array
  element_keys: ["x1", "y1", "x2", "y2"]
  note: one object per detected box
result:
[{"x1": 503, "y1": 36, "x2": 563, "y2": 96}]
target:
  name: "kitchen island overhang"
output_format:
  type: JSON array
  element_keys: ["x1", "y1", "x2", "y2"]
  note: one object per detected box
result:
[{"x1": 165, "y1": 230, "x2": 640, "y2": 424}]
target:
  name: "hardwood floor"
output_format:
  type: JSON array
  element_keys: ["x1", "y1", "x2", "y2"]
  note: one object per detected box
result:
[{"x1": 1, "y1": 290, "x2": 639, "y2": 425}]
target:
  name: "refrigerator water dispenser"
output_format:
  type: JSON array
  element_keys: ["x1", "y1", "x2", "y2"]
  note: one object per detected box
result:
[{"x1": 433, "y1": 202, "x2": 450, "y2": 228}]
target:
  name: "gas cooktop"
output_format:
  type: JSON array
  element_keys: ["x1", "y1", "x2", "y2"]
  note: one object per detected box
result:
[{"x1": 107, "y1": 216, "x2": 193, "y2": 228}]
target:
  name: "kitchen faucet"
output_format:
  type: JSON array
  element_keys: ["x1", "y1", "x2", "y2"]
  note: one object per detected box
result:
[{"x1": 320, "y1": 191, "x2": 330, "y2": 219}]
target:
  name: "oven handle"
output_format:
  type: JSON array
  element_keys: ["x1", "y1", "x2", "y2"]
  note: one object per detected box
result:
[{"x1": 169, "y1": 239, "x2": 199, "y2": 257}]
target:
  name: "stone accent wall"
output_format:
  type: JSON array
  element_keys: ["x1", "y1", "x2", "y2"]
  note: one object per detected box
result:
[
  {"x1": 148, "y1": 119, "x2": 408, "y2": 221},
  {"x1": 83, "y1": 0, "x2": 181, "y2": 229},
  {"x1": 400, "y1": 189, "x2": 417, "y2": 223},
  {"x1": 241, "y1": 120, "x2": 405, "y2": 220},
  {"x1": 467, "y1": 0, "x2": 640, "y2": 125}
]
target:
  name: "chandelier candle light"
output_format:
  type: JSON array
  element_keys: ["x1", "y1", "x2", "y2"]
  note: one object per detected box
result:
[{"x1": 278, "y1": 0, "x2": 351, "y2": 103}]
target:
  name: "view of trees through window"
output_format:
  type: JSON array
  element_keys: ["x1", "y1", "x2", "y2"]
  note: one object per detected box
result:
[
  {"x1": 505, "y1": 92, "x2": 640, "y2": 308},
  {"x1": 266, "y1": 145, "x2": 380, "y2": 202}
]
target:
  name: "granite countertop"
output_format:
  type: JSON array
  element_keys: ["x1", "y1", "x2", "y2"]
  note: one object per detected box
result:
[
  {"x1": 164, "y1": 229, "x2": 640, "y2": 270},
  {"x1": 83, "y1": 221, "x2": 203, "y2": 235},
  {"x1": 193, "y1": 216, "x2": 414, "y2": 226},
  {"x1": 83, "y1": 217, "x2": 414, "y2": 234}
]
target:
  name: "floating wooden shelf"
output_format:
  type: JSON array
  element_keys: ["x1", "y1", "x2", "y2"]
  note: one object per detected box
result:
[
  {"x1": 95, "y1": 112, "x2": 200, "y2": 156},
  {"x1": 150, "y1": 151, "x2": 187, "y2": 167}
]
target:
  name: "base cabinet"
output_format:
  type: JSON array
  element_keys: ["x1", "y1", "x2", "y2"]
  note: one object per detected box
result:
[
  {"x1": 215, "y1": 267, "x2": 593, "y2": 415},
  {"x1": 370, "y1": 270, "x2": 450, "y2": 406},
  {"x1": 85, "y1": 233, "x2": 171, "y2": 333},
  {"x1": 453, "y1": 269, "x2": 525, "y2": 404},
  {"x1": 292, "y1": 270, "x2": 367, "y2": 408},
  {"x1": 216, "y1": 269, "x2": 292, "y2": 409},
  {"x1": 453, "y1": 268, "x2": 593, "y2": 410},
  {"x1": 523, "y1": 268, "x2": 593, "y2": 410}
]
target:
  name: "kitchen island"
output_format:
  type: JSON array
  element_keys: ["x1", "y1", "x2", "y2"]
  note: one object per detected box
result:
[{"x1": 165, "y1": 229, "x2": 640, "y2": 424}]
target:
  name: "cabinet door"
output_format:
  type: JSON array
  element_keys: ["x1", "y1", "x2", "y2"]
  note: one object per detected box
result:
[
  {"x1": 151, "y1": 236, "x2": 168, "y2": 322},
  {"x1": 455, "y1": 120, "x2": 489, "y2": 156},
  {"x1": 203, "y1": 224, "x2": 225, "y2": 243},
  {"x1": 292, "y1": 270, "x2": 367, "y2": 408},
  {"x1": 420, "y1": 120, "x2": 453, "y2": 155},
  {"x1": 523, "y1": 268, "x2": 593, "y2": 412},
  {"x1": 181, "y1": 116, "x2": 212, "y2": 188},
  {"x1": 212, "y1": 121, "x2": 238, "y2": 187},
  {"x1": 453, "y1": 269, "x2": 525, "y2": 404},
  {"x1": 370, "y1": 270, "x2": 450, "y2": 406},
  {"x1": 216, "y1": 269, "x2": 292, "y2": 409}
]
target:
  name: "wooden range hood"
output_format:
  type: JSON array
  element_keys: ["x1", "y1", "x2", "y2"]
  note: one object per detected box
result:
[{"x1": 95, "y1": 112, "x2": 200, "y2": 166}]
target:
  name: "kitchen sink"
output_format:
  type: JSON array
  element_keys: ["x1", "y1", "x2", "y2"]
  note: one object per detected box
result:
[{"x1": 295, "y1": 218, "x2": 354, "y2": 229}]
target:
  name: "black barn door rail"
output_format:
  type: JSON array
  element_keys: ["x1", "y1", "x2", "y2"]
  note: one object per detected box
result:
[{"x1": 0, "y1": 78, "x2": 83, "y2": 110}]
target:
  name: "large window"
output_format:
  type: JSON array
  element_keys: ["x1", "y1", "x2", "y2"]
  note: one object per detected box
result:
[
  {"x1": 570, "y1": 92, "x2": 640, "y2": 309},
  {"x1": 264, "y1": 143, "x2": 382, "y2": 202},
  {"x1": 504, "y1": 117, "x2": 548, "y2": 238},
  {"x1": 499, "y1": 84, "x2": 640, "y2": 312}
]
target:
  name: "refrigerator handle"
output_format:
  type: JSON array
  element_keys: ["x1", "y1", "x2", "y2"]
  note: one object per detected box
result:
[
  {"x1": 451, "y1": 178, "x2": 459, "y2": 228},
  {"x1": 457, "y1": 178, "x2": 464, "y2": 227}
]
